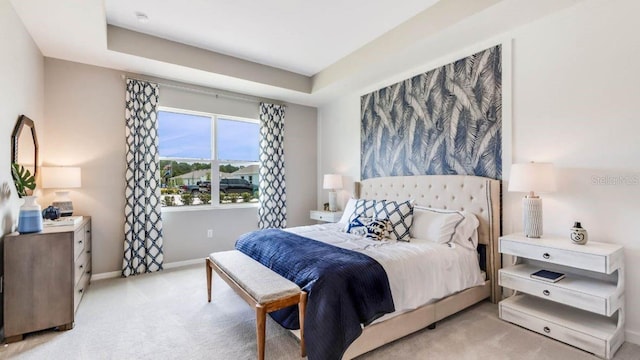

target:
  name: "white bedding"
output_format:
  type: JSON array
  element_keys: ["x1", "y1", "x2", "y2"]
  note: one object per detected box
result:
[{"x1": 285, "y1": 223, "x2": 485, "y2": 322}]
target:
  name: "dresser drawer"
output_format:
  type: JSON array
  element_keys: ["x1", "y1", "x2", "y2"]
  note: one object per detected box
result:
[
  {"x1": 74, "y1": 272, "x2": 90, "y2": 312},
  {"x1": 499, "y1": 268, "x2": 608, "y2": 315},
  {"x1": 500, "y1": 238, "x2": 606, "y2": 273},
  {"x1": 499, "y1": 294, "x2": 622, "y2": 359},
  {"x1": 73, "y1": 227, "x2": 86, "y2": 260},
  {"x1": 74, "y1": 251, "x2": 90, "y2": 286},
  {"x1": 500, "y1": 300, "x2": 605, "y2": 357}
]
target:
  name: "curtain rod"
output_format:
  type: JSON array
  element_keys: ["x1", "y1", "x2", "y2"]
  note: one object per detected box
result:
[{"x1": 121, "y1": 74, "x2": 286, "y2": 108}]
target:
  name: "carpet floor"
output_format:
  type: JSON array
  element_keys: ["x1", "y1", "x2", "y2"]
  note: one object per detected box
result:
[{"x1": 1, "y1": 264, "x2": 638, "y2": 360}]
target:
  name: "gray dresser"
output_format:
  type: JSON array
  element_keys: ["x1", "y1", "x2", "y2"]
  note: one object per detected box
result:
[{"x1": 3, "y1": 216, "x2": 91, "y2": 342}]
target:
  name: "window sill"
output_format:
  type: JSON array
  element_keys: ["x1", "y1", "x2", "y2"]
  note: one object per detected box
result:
[{"x1": 161, "y1": 203, "x2": 259, "y2": 213}]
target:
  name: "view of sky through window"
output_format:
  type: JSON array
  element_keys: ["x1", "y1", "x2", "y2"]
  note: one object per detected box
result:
[
  {"x1": 158, "y1": 111, "x2": 211, "y2": 159},
  {"x1": 217, "y1": 118, "x2": 260, "y2": 162}
]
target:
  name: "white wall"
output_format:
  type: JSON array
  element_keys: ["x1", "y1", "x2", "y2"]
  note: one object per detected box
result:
[
  {"x1": 43, "y1": 58, "x2": 317, "y2": 274},
  {"x1": 317, "y1": 0, "x2": 640, "y2": 344},
  {"x1": 0, "y1": 0, "x2": 44, "y2": 333}
]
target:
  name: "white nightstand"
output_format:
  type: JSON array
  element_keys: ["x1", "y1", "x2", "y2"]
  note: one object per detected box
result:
[
  {"x1": 498, "y1": 233, "x2": 624, "y2": 359},
  {"x1": 310, "y1": 210, "x2": 343, "y2": 223}
]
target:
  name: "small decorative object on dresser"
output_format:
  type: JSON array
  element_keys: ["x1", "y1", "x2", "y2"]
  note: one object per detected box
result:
[
  {"x1": 570, "y1": 221, "x2": 588, "y2": 245},
  {"x1": 42, "y1": 205, "x2": 61, "y2": 220},
  {"x1": 499, "y1": 233, "x2": 624, "y2": 359}
]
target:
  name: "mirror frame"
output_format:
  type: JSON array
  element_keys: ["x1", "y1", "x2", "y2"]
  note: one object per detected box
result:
[{"x1": 11, "y1": 114, "x2": 39, "y2": 179}]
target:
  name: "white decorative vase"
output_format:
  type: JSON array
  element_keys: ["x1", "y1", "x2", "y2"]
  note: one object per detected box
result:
[
  {"x1": 570, "y1": 221, "x2": 588, "y2": 245},
  {"x1": 18, "y1": 195, "x2": 43, "y2": 233}
]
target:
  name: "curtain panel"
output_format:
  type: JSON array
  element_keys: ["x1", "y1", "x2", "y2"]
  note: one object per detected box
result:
[
  {"x1": 258, "y1": 103, "x2": 287, "y2": 229},
  {"x1": 122, "y1": 79, "x2": 164, "y2": 277}
]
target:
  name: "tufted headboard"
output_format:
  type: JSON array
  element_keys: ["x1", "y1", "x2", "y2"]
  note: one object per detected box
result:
[{"x1": 357, "y1": 175, "x2": 502, "y2": 302}]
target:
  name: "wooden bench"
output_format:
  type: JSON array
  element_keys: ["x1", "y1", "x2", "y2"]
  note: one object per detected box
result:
[{"x1": 206, "y1": 250, "x2": 307, "y2": 360}]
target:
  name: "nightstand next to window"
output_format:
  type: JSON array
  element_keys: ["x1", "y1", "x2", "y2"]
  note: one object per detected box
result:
[{"x1": 310, "y1": 210, "x2": 343, "y2": 223}]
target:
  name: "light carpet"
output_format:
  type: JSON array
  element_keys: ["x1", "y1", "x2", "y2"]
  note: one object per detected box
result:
[{"x1": 1, "y1": 264, "x2": 638, "y2": 360}]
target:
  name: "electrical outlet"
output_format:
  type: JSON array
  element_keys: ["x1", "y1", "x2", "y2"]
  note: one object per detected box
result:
[{"x1": 207, "y1": 229, "x2": 213, "y2": 238}]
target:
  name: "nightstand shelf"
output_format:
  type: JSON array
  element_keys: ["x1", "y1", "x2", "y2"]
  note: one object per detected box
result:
[
  {"x1": 310, "y1": 210, "x2": 342, "y2": 223},
  {"x1": 498, "y1": 233, "x2": 624, "y2": 359}
]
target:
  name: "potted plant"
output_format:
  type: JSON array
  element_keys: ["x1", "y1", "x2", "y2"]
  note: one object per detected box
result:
[
  {"x1": 11, "y1": 163, "x2": 35, "y2": 197},
  {"x1": 12, "y1": 163, "x2": 42, "y2": 233}
]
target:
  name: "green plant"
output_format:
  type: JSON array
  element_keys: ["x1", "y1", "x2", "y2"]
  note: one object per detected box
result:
[
  {"x1": 241, "y1": 192, "x2": 252, "y2": 203},
  {"x1": 162, "y1": 195, "x2": 176, "y2": 206},
  {"x1": 11, "y1": 163, "x2": 35, "y2": 197},
  {"x1": 198, "y1": 192, "x2": 211, "y2": 205},
  {"x1": 181, "y1": 193, "x2": 194, "y2": 206}
]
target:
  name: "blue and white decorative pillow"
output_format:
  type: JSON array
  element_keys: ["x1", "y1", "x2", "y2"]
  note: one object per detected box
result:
[
  {"x1": 348, "y1": 199, "x2": 378, "y2": 223},
  {"x1": 346, "y1": 217, "x2": 390, "y2": 241},
  {"x1": 374, "y1": 200, "x2": 414, "y2": 241}
]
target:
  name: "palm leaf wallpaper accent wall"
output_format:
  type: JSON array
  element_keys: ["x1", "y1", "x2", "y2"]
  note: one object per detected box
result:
[{"x1": 361, "y1": 45, "x2": 502, "y2": 180}]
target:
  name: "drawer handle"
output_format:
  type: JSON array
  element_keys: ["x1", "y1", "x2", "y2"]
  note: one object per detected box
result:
[
  {"x1": 543, "y1": 326, "x2": 551, "y2": 334},
  {"x1": 542, "y1": 253, "x2": 550, "y2": 259},
  {"x1": 79, "y1": 288, "x2": 84, "y2": 294},
  {"x1": 79, "y1": 264, "x2": 84, "y2": 269},
  {"x1": 78, "y1": 240, "x2": 83, "y2": 244},
  {"x1": 543, "y1": 290, "x2": 550, "y2": 296}
]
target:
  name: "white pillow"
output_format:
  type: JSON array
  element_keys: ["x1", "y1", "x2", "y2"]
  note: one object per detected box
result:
[
  {"x1": 411, "y1": 207, "x2": 479, "y2": 249},
  {"x1": 338, "y1": 198, "x2": 358, "y2": 224}
]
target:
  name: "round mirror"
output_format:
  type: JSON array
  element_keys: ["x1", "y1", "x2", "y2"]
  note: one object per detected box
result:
[{"x1": 11, "y1": 115, "x2": 39, "y2": 179}]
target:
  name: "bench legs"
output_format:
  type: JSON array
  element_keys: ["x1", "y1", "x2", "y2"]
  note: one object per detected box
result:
[
  {"x1": 206, "y1": 257, "x2": 307, "y2": 359},
  {"x1": 256, "y1": 304, "x2": 267, "y2": 360},
  {"x1": 299, "y1": 292, "x2": 307, "y2": 357},
  {"x1": 206, "y1": 258, "x2": 213, "y2": 303}
]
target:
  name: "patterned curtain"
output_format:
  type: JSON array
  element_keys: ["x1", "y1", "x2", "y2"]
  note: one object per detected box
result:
[
  {"x1": 122, "y1": 79, "x2": 164, "y2": 276},
  {"x1": 258, "y1": 103, "x2": 287, "y2": 229}
]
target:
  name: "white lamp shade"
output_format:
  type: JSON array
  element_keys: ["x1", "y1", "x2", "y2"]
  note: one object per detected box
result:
[
  {"x1": 41, "y1": 166, "x2": 82, "y2": 189},
  {"x1": 323, "y1": 174, "x2": 343, "y2": 190},
  {"x1": 508, "y1": 162, "x2": 556, "y2": 193}
]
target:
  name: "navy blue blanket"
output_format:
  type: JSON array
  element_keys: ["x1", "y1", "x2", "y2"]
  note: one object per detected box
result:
[{"x1": 235, "y1": 229, "x2": 395, "y2": 360}]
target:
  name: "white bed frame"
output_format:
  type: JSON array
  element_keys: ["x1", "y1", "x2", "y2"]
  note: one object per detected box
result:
[{"x1": 290, "y1": 175, "x2": 501, "y2": 359}]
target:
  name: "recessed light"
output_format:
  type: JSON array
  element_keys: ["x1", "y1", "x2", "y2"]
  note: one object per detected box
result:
[{"x1": 135, "y1": 12, "x2": 149, "y2": 24}]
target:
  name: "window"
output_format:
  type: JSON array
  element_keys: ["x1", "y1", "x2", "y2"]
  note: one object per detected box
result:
[{"x1": 158, "y1": 107, "x2": 260, "y2": 207}]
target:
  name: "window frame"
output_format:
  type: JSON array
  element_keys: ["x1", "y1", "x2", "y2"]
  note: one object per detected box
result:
[{"x1": 158, "y1": 106, "x2": 260, "y2": 210}]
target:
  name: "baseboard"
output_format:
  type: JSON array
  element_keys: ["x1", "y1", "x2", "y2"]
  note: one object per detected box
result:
[
  {"x1": 626, "y1": 328, "x2": 640, "y2": 346},
  {"x1": 91, "y1": 270, "x2": 121, "y2": 281},
  {"x1": 90, "y1": 258, "x2": 204, "y2": 282},
  {"x1": 163, "y1": 258, "x2": 204, "y2": 269}
]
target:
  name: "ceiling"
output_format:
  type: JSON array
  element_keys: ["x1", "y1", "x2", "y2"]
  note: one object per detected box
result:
[
  {"x1": 105, "y1": 0, "x2": 440, "y2": 77},
  {"x1": 10, "y1": 0, "x2": 585, "y2": 106}
]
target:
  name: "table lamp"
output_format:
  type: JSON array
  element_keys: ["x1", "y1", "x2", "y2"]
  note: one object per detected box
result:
[
  {"x1": 41, "y1": 166, "x2": 82, "y2": 217},
  {"x1": 508, "y1": 162, "x2": 556, "y2": 238},
  {"x1": 323, "y1": 174, "x2": 343, "y2": 212}
]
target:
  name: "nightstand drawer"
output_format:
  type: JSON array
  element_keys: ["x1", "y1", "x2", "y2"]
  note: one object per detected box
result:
[
  {"x1": 500, "y1": 297, "x2": 606, "y2": 357},
  {"x1": 310, "y1": 210, "x2": 342, "y2": 223},
  {"x1": 500, "y1": 238, "x2": 607, "y2": 273},
  {"x1": 499, "y1": 268, "x2": 608, "y2": 315}
]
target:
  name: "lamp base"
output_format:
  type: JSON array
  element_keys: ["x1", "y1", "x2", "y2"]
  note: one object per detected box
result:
[
  {"x1": 52, "y1": 191, "x2": 74, "y2": 217},
  {"x1": 328, "y1": 191, "x2": 338, "y2": 212},
  {"x1": 522, "y1": 196, "x2": 542, "y2": 238}
]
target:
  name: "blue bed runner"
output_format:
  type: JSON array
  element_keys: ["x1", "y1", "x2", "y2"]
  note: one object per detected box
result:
[{"x1": 235, "y1": 229, "x2": 395, "y2": 360}]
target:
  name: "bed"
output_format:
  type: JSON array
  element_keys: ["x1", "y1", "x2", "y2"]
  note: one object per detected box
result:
[{"x1": 237, "y1": 174, "x2": 501, "y2": 359}]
